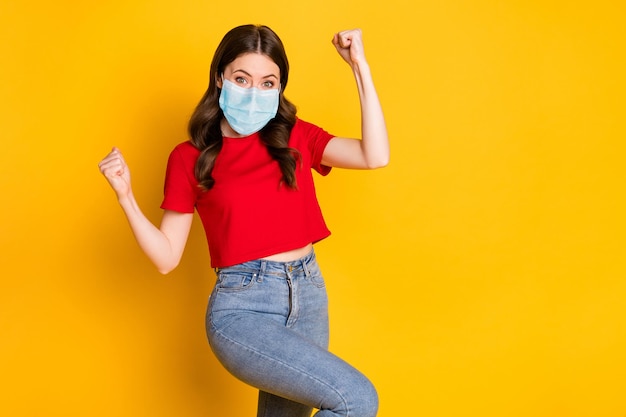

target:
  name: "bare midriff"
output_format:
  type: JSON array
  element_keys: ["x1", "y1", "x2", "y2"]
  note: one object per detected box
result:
[{"x1": 261, "y1": 243, "x2": 313, "y2": 262}]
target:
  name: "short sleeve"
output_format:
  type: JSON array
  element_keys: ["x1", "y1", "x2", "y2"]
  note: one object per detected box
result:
[
  {"x1": 294, "y1": 119, "x2": 335, "y2": 176},
  {"x1": 160, "y1": 143, "x2": 198, "y2": 213}
]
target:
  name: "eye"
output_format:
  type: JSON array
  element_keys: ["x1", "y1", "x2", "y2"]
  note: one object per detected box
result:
[
  {"x1": 261, "y1": 80, "x2": 275, "y2": 89},
  {"x1": 235, "y1": 76, "x2": 248, "y2": 85}
]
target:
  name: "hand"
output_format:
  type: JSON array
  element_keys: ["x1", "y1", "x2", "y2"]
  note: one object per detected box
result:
[
  {"x1": 332, "y1": 29, "x2": 366, "y2": 66},
  {"x1": 98, "y1": 147, "x2": 132, "y2": 199}
]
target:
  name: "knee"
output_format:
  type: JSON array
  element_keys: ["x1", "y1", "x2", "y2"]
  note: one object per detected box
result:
[
  {"x1": 317, "y1": 373, "x2": 378, "y2": 417},
  {"x1": 356, "y1": 377, "x2": 379, "y2": 417},
  {"x1": 344, "y1": 375, "x2": 378, "y2": 417}
]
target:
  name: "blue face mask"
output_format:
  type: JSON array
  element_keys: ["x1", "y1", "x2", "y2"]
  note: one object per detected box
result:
[{"x1": 218, "y1": 78, "x2": 280, "y2": 136}]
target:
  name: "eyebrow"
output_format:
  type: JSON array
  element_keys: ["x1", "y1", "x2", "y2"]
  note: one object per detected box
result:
[{"x1": 232, "y1": 69, "x2": 278, "y2": 80}]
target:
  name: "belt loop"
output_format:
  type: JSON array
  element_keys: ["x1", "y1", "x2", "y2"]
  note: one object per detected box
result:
[
  {"x1": 259, "y1": 260, "x2": 267, "y2": 278},
  {"x1": 301, "y1": 257, "x2": 310, "y2": 277}
]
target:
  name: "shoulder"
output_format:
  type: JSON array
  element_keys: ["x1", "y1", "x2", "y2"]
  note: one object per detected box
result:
[
  {"x1": 292, "y1": 118, "x2": 326, "y2": 135},
  {"x1": 167, "y1": 141, "x2": 200, "y2": 166},
  {"x1": 289, "y1": 118, "x2": 335, "y2": 173},
  {"x1": 170, "y1": 141, "x2": 200, "y2": 158},
  {"x1": 164, "y1": 141, "x2": 200, "y2": 178},
  {"x1": 290, "y1": 118, "x2": 334, "y2": 144}
]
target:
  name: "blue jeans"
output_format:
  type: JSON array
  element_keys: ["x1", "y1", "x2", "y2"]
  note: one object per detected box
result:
[{"x1": 206, "y1": 250, "x2": 378, "y2": 417}]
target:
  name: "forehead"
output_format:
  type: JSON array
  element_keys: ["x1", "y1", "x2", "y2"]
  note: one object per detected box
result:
[{"x1": 225, "y1": 53, "x2": 280, "y2": 77}]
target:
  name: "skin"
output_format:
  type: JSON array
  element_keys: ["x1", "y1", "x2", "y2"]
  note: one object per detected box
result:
[{"x1": 98, "y1": 28, "x2": 389, "y2": 274}]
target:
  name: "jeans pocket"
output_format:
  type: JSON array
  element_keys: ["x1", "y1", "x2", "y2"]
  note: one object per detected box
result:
[
  {"x1": 216, "y1": 271, "x2": 257, "y2": 293},
  {"x1": 306, "y1": 262, "x2": 326, "y2": 288},
  {"x1": 308, "y1": 270, "x2": 326, "y2": 288}
]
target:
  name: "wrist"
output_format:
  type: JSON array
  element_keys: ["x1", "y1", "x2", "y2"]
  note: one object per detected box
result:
[
  {"x1": 117, "y1": 191, "x2": 136, "y2": 209},
  {"x1": 351, "y1": 59, "x2": 370, "y2": 76}
]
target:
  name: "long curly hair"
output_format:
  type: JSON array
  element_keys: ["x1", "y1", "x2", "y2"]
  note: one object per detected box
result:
[{"x1": 188, "y1": 24, "x2": 300, "y2": 190}]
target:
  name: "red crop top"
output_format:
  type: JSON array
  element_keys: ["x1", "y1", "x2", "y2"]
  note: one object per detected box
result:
[{"x1": 160, "y1": 118, "x2": 335, "y2": 268}]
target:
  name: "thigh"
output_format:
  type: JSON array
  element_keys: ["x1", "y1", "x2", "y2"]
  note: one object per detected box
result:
[{"x1": 207, "y1": 311, "x2": 375, "y2": 415}]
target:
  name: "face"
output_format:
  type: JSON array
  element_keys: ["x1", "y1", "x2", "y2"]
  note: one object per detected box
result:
[{"x1": 218, "y1": 52, "x2": 281, "y2": 91}]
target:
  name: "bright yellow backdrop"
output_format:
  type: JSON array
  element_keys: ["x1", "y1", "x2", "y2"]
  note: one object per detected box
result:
[{"x1": 1, "y1": 0, "x2": 625, "y2": 416}]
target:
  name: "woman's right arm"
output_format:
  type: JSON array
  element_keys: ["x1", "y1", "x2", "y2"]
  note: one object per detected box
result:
[{"x1": 98, "y1": 148, "x2": 193, "y2": 274}]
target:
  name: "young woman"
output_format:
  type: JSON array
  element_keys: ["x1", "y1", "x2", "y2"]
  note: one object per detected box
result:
[{"x1": 99, "y1": 24, "x2": 389, "y2": 417}]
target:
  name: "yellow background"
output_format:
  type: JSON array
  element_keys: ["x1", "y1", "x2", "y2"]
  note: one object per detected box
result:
[{"x1": 1, "y1": 0, "x2": 625, "y2": 416}]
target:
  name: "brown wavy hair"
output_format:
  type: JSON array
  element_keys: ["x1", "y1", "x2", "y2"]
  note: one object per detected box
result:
[{"x1": 188, "y1": 24, "x2": 300, "y2": 190}]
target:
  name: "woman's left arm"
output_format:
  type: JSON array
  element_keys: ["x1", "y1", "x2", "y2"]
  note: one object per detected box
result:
[{"x1": 321, "y1": 29, "x2": 390, "y2": 170}]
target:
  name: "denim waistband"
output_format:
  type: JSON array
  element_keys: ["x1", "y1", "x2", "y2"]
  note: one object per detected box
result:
[{"x1": 216, "y1": 249, "x2": 316, "y2": 278}]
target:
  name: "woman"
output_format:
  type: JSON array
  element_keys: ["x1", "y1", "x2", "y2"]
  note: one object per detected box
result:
[{"x1": 99, "y1": 24, "x2": 389, "y2": 417}]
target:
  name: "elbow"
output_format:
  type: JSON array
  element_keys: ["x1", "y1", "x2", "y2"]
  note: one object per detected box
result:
[
  {"x1": 363, "y1": 142, "x2": 390, "y2": 169},
  {"x1": 152, "y1": 246, "x2": 185, "y2": 275},
  {"x1": 367, "y1": 155, "x2": 390, "y2": 169},
  {"x1": 156, "y1": 260, "x2": 180, "y2": 275}
]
